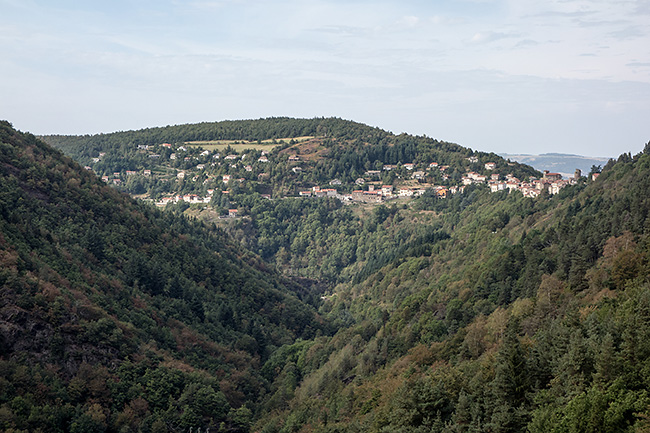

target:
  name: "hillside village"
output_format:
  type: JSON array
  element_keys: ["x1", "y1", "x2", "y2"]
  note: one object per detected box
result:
[{"x1": 85, "y1": 138, "x2": 587, "y2": 215}]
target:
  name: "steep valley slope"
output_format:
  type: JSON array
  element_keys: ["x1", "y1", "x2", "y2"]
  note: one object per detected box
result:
[{"x1": 0, "y1": 120, "x2": 328, "y2": 432}]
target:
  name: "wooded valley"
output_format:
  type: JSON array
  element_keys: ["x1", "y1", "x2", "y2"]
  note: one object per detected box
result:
[{"x1": 2, "y1": 118, "x2": 650, "y2": 433}]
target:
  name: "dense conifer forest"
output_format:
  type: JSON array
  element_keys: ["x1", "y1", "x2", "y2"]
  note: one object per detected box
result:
[{"x1": 3, "y1": 118, "x2": 650, "y2": 432}]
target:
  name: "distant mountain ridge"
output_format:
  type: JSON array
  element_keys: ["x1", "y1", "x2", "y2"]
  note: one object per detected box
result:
[{"x1": 500, "y1": 152, "x2": 611, "y2": 178}]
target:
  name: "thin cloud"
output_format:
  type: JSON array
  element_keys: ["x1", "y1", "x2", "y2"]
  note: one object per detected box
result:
[
  {"x1": 609, "y1": 25, "x2": 647, "y2": 40},
  {"x1": 182, "y1": 1, "x2": 243, "y2": 11},
  {"x1": 470, "y1": 31, "x2": 517, "y2": 44},
  {"x1": 627, "y1": 61, "x2": 650, "y2": 67},
  {"x1": 634, "y1": 1, "x2": 650, "y2": 14},
  {"x1": 396, "y1": 15, "x2": 420, "y2": 28},
  {"x1": 513, "y1": 39, "x2": 539, "y2": 49},
  {"x1": 529, "y1": 9, "x2": 598, "y2": 19},
  {"x1": 575, "y1": 19, "x2": 630, "y2": 28},
  {"x1": 310, "y1": 25, "x2": 371, "y2": 37}
]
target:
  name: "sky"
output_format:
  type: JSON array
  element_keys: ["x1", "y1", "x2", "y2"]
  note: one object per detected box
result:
[{"x1": 1, "y1": 0, "x2": 649, "y2": 157}]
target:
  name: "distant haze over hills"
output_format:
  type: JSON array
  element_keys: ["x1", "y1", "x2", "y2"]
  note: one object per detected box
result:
[{"x1": 499, "y1": 152, "x2": 612, "y2": 178}]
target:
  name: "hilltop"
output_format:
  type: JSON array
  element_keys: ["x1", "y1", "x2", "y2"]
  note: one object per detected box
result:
[
  {"x1": 43, "y1": 118, "x2": 548, "y2": 283},
  {"x1": 43, "y1": 117, "x2": 541, "y2": 203}
]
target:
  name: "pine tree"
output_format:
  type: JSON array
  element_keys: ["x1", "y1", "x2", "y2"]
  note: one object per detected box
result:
[{"x1": 489, "y1": 317, "x2": 529, "y2": 432}]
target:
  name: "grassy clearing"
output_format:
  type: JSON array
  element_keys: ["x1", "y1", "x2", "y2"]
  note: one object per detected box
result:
[{"x1": 185, "y1": 136, "x2": 316, "y2": 152}]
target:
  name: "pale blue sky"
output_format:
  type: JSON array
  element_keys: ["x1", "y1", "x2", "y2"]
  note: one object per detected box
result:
[{"x1": 1, "y1": 0, "x2": 649, "y2": 156}]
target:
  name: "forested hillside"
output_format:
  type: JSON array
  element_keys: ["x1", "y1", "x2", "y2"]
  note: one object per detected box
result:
[
  {"x1": 42, "y1": 118, "x2": 539, "y2": 202},
  {"x1": 0, "y1": 121, "x2": 328, "y2": 432},
  {"x1": 254, "y1": 146, "x2": 650, "y2": 433},
  {"x1": 43, "y1": 118, "x2": 539, "y2": 284},
  {"x1": 5, "y1": 116, "x2": 650, "y2": 433},
  {"x1": 42, "y1": 118, "x2": 376, "y2": 158}
]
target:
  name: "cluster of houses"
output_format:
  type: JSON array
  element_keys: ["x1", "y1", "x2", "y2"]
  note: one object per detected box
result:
[
  {"x1": 90, "y1": 152, "x2": 106, "y2": 164},
  {"x1": 346, "y1": 184, "x2": 465, "y2": 202},
  {"x1": 154, "y1": 189, "x2": 215, "y2": 207},
  {"x1": 298, "y1": 186, "x2": 339, "y2": 198},
  {"x1": 360, "y1": 161, "x2": 452, "y2": 183},
  {"x1": 464, "y1": 168, "x2": 579, "y2": 197},
  {"x1": 294, "y1": 159, "x2": 486, "y2": 204},
  {"x1": 94, "y1": 140, "x2": 587, "y2": 219},
  {"x1": 299, "y1": 159, "x2": 580, "y2": 204},
  {"x1": 297, "y1": 183, "x2": 465, "y2": 204},
  {"x1": 100, "y1": 168, "x2": 152, "y2": 185}
]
